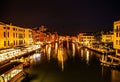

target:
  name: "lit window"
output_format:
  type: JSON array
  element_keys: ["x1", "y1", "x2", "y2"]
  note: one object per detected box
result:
[
  {"x1": 8, "y1": 41, "x2": 9, "y2": 46},
  {"x1": 116, "y1": 26, "x2": 118, "y2": 30},
  {"x1": 8, "y1": 32, "x2": 9, "y2": 37},
  {"x1": 13, "y1": 33, "x2": 15, "y2": 38},
  {"x1": 116, "y1": 40, "x2": 118, "y2": 45},
  {"x1": 3, "y1": 27, "x2": 6, "y2": 29},
  {"x1": 4, "y1": 41, "x2": 6, "y2": 46},
  {"x1": 7, "y1": 27, "x2": 10, "y2": 30},
  {"x1": 116, "y1": 33, "x2": 118, "y2": 37},
  {"x1": 13, "y1": 28, "x2": 15, "y2": 30},
  {"x1": 4, "y1": 32, "x2": 6, "y2": 37},
  {"x1": 14, "y1": 41, "x2": 15, "y2": 45}
]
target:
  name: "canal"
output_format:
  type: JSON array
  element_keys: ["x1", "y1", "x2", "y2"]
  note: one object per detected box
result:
[{"x1": 22, "y1": 41, "x2": 120, "y2": 82}]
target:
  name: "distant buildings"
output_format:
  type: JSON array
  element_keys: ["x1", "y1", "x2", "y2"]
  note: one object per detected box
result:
[
  {"x1": 78, "y1": 33, "x2": 95, "y2": 46},
  {"x1": 1, "y1": 20, "x2": 120, "y2": 58},
  {"x1": 0, "y1": 22, "x2": 33, "y2": 49}
]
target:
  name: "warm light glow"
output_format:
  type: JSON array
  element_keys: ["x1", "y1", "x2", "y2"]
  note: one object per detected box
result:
[
  {"x1": 1, "y1": 64, "x2": 23, "y2": 82},
  {"x1": 86, "y1": 50, "x2": 89, "y2": 64},
  {"x1": 67, "y1": 40, "x2": 69, "y2": 49},
  {"x1": 57, "y1": 48, "x2": 64, "y2": 71},
  {"x1": 47, "y1": 44, "x2": 51, "y2": 60},
  {"x1": 111, "y1": 70, "x2": 120, "y2": 82},
  {"x1": 55, "y1": 43, "x2": 58, "y2": 55},
  {"x1": 72, "y1": 43, "x2": 75, "y2": 57},
  {"x1": 81, "y1": 49, "x2": 83, "y2": 57}
]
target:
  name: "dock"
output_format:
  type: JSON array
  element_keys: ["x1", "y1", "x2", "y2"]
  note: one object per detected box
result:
[{"x1": 84, "y1": 46, "x2": 115, "y2": 54}]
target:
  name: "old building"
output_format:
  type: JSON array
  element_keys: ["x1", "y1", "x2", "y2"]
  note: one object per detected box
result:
[
  {"x1": 0, "y1": 22, "x2": 33, "y2": 49},
  {"x1": 113, "y1": 20, "x2": 120, "y2": 56}
]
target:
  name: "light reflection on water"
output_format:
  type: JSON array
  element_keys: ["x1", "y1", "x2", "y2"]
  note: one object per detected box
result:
[
  {"x1": 23, "y1": 41, "x2": 120, "y2": 82},
  {"x1": 86, "y1": 50, "x2": 89, "y2": 64},
  {"x1": 72, "y1": 43, "x2": 75, "y2": 57}
]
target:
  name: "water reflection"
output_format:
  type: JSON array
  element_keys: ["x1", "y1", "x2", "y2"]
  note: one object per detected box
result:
[
  {"x1": 111, "y1": 69, "x2": 120, "y2": 82},
  {"x1": 45, "y1": 44, "x2": 51, "y2": 61},
  {"x1": 86, "y1": 50, "x2": 89, "y2": 64},
  {"x1": 24, "y1": 41, "x2": 120, "y2": 82},
  {"x1": 67, "y1": 40, "x2": 69, "y2": 49},
  {"x1": 29, "y1": 53, "x2": 41, "y2": 65},
  {"x1": 55, "y1": 42, "x2": 58, "y2": 55},
  {"x1": 57, "y1": 48, "x2": 64, "y2": 71},
  {"x1": 81, "y1": 48, "x2": 83, "y2": 58},
  {"x1": 72, "y1": 43, "x2": 75, "y2": 57}
]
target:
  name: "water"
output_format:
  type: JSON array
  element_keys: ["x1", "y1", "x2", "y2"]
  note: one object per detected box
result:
[{"x1": 22, "y1": 41, "x2": 120, "y2": 82}]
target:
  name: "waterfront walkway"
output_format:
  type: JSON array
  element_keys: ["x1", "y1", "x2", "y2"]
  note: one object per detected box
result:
[
  {"x1": 85, "y1": 46, "x2": 115, "y2": 54},
  {"x1": 0, "y1": 45, "x2": 40, "y2": 67}
]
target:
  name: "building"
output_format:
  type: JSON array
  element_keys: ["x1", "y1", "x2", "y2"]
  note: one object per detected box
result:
[
  {"x1": 25, "y1": 28, "x2": 33, "y2": 46},
  {"x1": 0, "y1": 22, "x2": 33, "y2": 49},
  {"x1": 32, "y1": 27, "x2": 46, "y2": 44},
  {"x1": 101, "y1": 32, "x2": 114, "y2": 43},
  {"x1": 78, "y1": 33, "x2": 95, "y2": 46},
  {"x1": 113, "y1": 20, "x2": 120, "y2": 56}
]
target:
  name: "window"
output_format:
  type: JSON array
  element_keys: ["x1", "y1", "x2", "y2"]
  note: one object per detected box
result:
[
  {"x1": 116, "y1": 40, "x2": 118, "y2": 45},
  {"x1": 13, "y1": 28, "x2": 15, "y2": 30},
  {"x1": 4, "y1": 41, "x2": 6, "y2": 46},
  {"x1": 13, "y1": 33, "x2": 15, "y2": 38},
  {"x1": 3, "y1": 27, "x2": 6, "y2": 29},
  {"x1": 117, "y1": 49, "x2": 120, "y2": 54},
  {"x1": 8, "y1": 41, "x2": 9, "y2": 46},
  {"x1": 116, "y1": 26, "x2": 118, "y2": 30},
  {"x1": 8, "y1": 32, "x2": 9, "y2": 37},
  {"x1": 19, "y1": 40, "x2": 23, "y2": 45},
  {"x1": 7, "y1": 27, "x2": 9, "y2": 29},
  {"x1": 14, "y1": 40, "x2": 15, "y2": 45},
  {"x1": 4, "y1": 32, "x2": 6, "y2": 37},
  {"x1": 116, "y1": 33, "x2": 118, "y2": 37}
]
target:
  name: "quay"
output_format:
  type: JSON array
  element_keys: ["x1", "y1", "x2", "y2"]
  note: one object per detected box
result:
[
  {"x1": 84, "y1": 46, "x2": 115, "y2": 54},
  {"x1": 0, "y1": 44, "x2": 41, "y2": 82},
  {"x1": 0, "y1": 63, "x2": 24, "y2": 82},
  {"x1": 0, "y1": 45, "x2": 40, "y2": 67},
  {"x1": 83, "y1": 46, "x2": 120, "y2": 68}
]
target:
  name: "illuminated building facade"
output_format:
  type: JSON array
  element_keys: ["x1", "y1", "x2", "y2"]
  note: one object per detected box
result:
[
  {"x1": 101, "y1": 32, "x2": 114, "y2": 43},
  {"x1": 0, "y1": 22, "x2": 33, "y2": 49},
  {"x1": 113, "y1": 20, "x2": 120, "y2": 56},
  {"x1": 78, "y1": 33, "x2": 95, "y2": 46}
]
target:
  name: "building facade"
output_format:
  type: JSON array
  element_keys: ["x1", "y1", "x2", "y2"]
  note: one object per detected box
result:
[
  {"x1": 101, "y1": 32, "x2": 114, "y2": 43},
  {"x1": 113, "y1": 20, "x2": 120, "y2": 56},
  {"x1": 0, "y1": 22, "x2": 33, "y2": 49},
  {"x1": 78, "y1": 33, "x2": 95, "y2": 46}
]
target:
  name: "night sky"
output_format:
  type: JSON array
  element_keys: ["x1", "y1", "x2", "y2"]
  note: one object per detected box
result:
[{"x1": 0, "y1": 0, "x2": 120, "y2": 35}]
